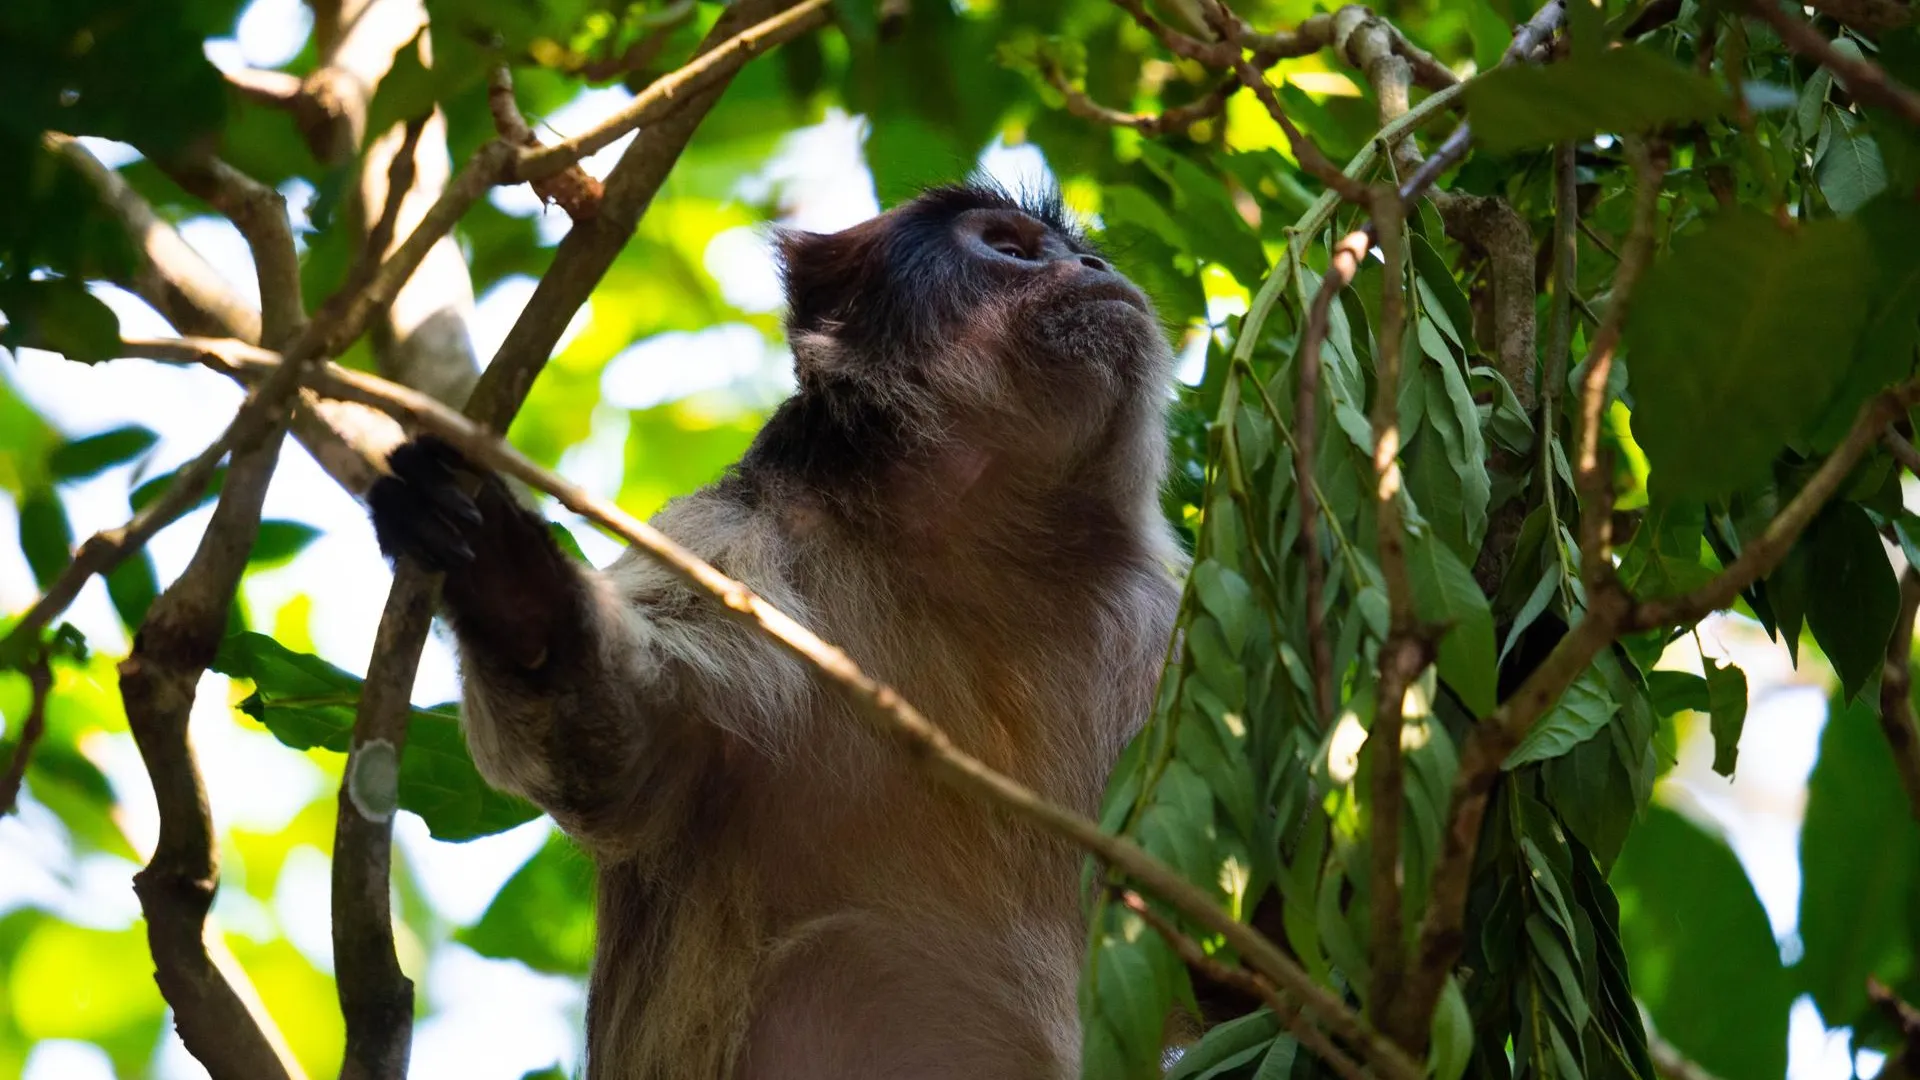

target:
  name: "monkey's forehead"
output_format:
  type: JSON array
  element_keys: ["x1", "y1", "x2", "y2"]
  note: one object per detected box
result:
[{"x1": 895, "y1": 182, "x2": 1090, "y2": 248}]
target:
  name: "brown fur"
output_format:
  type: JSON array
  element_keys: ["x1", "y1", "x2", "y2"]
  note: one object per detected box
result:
[{"x1": 371, "y1": 184, "x2": 1183, "y2": 1078}]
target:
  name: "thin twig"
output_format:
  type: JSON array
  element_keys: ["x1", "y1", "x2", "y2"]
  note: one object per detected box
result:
[
  {"x1": 1747, "y1": 0, "x2": 1920, "y2": 126},
  {"x1": 1886, "y1": 427, "x2": 1920, "y2": 478},
  {"x1": 1120, "y1": 892, "x2": 1370, "y2": 1080},
  {"x1": 1800, "y1": 0, "x2": 1913, "y2": 31},
  {"x1": 1043, "y1": 66, "x2": 1237, "y2": 137},
  {"x1": 135, "y1": 335, "x2": 1422, "y2": 1080},
  {"x1": 1574, "y1": 139, "x2": 1664, "y2": 589},
  {"x1": 0, "y1": 656, "x2": 53, "y2": 816},
  {"x1": 1868, "y1": 977, "x2": 1920, "y2": 1066},
  {"x1": 1879, "y1": 567, "x2": 1920, "y2": 821},
  {"x1": 514, "y1": 0, "x2": 835, "y2": 182}
]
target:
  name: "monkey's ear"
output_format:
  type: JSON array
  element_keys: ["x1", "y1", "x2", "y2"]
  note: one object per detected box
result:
[{"x1": 775, "y1": 224, "x2": 880, "y2": 341}]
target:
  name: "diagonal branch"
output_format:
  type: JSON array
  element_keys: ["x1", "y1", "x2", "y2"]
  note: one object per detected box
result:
[
  {"x1": 124, "y1": 333, "x2": 1422, "y2": 1080},
  {"x1": 512, "y1": 0, "x2": 836, "y2": 182},
  {"x1": 488, "y1": 66, "x2": 604, "y2": 220},
  {"x1": 148, "y1": 154, "x2": 306, "y2": 346},
  {"x1": 1042, "y1": 66, "x2": 1238, "y2": 137}
]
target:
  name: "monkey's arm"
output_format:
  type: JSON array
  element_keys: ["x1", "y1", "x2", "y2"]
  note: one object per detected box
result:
[{"x1": 368, "y1": 437, "x2": 810, "y2": 850}]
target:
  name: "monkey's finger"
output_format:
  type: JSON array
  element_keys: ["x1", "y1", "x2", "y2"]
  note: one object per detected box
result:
[
  {"x1": 388, "y1": 437, "x2": 461, "y2": 488},
  {"x1": 402, "y1": 510, "x2": 478, "y2": 571},
  {"x1": 423, "y1": 482, "x2": 484, "y2": 529}
]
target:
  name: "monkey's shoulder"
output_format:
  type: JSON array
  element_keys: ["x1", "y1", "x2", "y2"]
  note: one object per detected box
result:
[{"x1": 603, "y1": 484, "x2": 805, "y2": 613}]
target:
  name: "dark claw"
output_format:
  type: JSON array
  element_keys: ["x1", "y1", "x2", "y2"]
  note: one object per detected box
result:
[{"x1": 368, "y1": 436, "x2": 486, "y2": 570}]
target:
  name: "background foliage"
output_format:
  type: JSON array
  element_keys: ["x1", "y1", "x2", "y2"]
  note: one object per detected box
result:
[{"x1": 1, "y1": 0, "x2": 1919, "y2": 1077}]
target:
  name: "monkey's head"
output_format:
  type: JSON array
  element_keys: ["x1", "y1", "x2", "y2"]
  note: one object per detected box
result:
[{"x1": 774, "y1": 184, "x2": 1172, "y2": 469}]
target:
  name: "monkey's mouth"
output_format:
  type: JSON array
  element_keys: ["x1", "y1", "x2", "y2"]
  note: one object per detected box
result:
[{"x1": 1072, "y1": 279, "x2": 1152, "y2": 315}]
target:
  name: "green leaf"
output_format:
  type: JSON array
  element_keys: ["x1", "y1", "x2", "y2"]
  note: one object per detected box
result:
[
  {"x1": 248, "y1": 521, "x2": 322, "y2": 568},
  {"x1": 1406, "y1": 529, "x2": 1498, "y2": 716},
  {"x1": 213, "y1": 632, "x2": 539, "y2": 841},
  {"x1": 105, "y1": 552, "x2": 158, "y2": 629},
  {"x1": 1646, "y1": 670, "x2": 1708, "y2": 716},
  {"x1": 1626, "y1": 211, "x2": 1874, "y2": 499},
  {"x1": 18, "y1": 488, "x2": 73, "y2": 589},
  {"x1": 129, "y1": 462, "x2": 227, "y2": 516},
  {"x1": 1420, "y1": 355, "x2": 1490, "y2": 555},
  {"x1": 1703, "y1": 660, "x2": 1748, "y2": 777},
  {"x1": 1192, "y1": 561, "x2": 1254, "y2": 655},
  {"x1": 48, "y1": 426, "x2": 156, "y2": 481},
  {"x1": 1801, "y1": 502, "x2": 1898, "y2": 702},
  {"x1": 0, "y1": 279, "x2": 123, "y2": 364},
  {"x1": 1091, "y1": 924, "x2": 1173, "y2": 1074},
  {"x1": 1611, "y1": 806, "x2": 1792, "y2": 1079},
  {"x1": 457, "y1": 831, "x2": 596, "y2": 976},
  {"x1": 1505, "y1": 666, "x2": 1617, "y2": 768},
  {"x1": 1427, "y1": 975, "x2": 1473, "y2": 1080},
  {"x1": 1797, "y1": 697, "x2": 1920, "y2": 1024},
  {"x1": 1166, "y1": 1009, "x2": 1280, "y2": 1079},
  {"x1": 1464, "y1": 45, "x2": 1729, "y2": 154},
  {"x1": 1817, "y1": 111, "x2": 1888, "y2": 216}
]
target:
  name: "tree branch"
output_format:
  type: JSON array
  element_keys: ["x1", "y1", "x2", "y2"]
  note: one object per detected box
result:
[
  {"x1": 1800, "y1": 0, "x2": 1913, "y2": 32},
  {"x1": 43, "y1": 134, "x2": 264, "y2": 344},
  {"x1": 1880, "y1": 567, "x2": 1920, "y2": 821},
  {"x1": 488, "y1": 66, "x2": 604, "y2": 220},
  {"x1": 512, "y1": 0, "x2": 836, "y2": 182},
  {"x1": 1747, "y1": 0, "x2": 1920, "y2": 126},
  {"x1": 149, "y1": 154, "x2": 306, "y2": 346},
  {"x1": 122, "y1": 384, "x2": 302, "y2": 1080},
  {"x1": 0, "y1": 655, "x2": 53, "y2": 816},
  {"x1": 1042, "y1": 66, "x2": 1238, "y2": 137}
]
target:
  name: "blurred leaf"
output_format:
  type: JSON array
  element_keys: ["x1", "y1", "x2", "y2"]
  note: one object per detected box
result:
[
  {"x1": 1465, "y1": 46, "x2": 1728, "y2": 153},
  {"x1": 48, "y1": 424, "x2": 155, "y2": 480},
  {"x1": 1817, "y1": 111, "x2": 1887, "y2": 216},
  {"x1": 1646, "y1": 670, "x2": 1708, "y2": 717},
  {"x1": 1797, "y1": 697, "x2": 1919, "y2": 1025},
  {"x1": 213, "y1": 632, "x2": 539, "y2": 840},
  {"x1": 1626, "y1": 211, "x2": 1872, "y2": 499},
  {"x1": 105, "y1": 550, "x2": 158, "y2": 628},
  {"x1": 8, "y1": 920, "x2": 168, "y2": 1072},
  {"x1": 249, "y1": 520, "x2": 323, "y2": 568},
  {"x1": 458, "y1": 830, "x2": 596, "y2": 976},
  {"x1": 0, "y1": 279, "x2": 122, "y2": 363},
  {"x1": 129, "y1": 461, "x2": 227, "y2": 516},
  {"x1": 1612, "y1": 806, "x2": 1791, "y2": 1079},
  {"x1": 17, "y1": 487, "x2": 72, "y2": 588}
]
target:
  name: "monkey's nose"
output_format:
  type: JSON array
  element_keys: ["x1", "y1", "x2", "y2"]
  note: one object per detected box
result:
[{"x1": 1077, "y1": 254, "x2": 1110, "y2": 273}]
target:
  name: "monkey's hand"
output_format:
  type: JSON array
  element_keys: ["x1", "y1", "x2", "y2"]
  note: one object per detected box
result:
[{"x1": 367, "y1": 436, "x2": 588, "y2": 675}]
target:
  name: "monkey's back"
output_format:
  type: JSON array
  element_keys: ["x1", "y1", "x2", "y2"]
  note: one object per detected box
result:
[{"x1": 581, "y1": 483, "x2": 1181, "y2": 1080}]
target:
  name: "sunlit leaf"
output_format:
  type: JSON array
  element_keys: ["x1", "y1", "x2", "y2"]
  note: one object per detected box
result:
[{"x1": 1465, "y1": 46, "x2": 1729, "y2": 153}]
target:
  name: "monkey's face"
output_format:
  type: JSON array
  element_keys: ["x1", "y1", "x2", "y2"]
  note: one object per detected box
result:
[{"x1": 778, "y1": 186, "x2": 1172, "y2": 454}]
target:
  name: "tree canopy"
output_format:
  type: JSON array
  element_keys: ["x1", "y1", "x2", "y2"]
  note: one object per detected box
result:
[{"x1": 2, "y1": 0, "x2": 1919, "y2": 1077}]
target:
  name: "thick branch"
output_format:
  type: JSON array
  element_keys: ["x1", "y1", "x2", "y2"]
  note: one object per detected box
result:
[
  {"x1": 43, "y1": 134, "x2": 263, "y2": 344},
  {"x1": 1748, "y1": 0, "x2": 1920, "y2": 125},
  {"x1": 1879, "y1": 567, "x2": 1920, "y2": 821},
  {"x1": 0, "y1": 657, "x2": 53, "y2": 816},
  {"x1": 1801, "y1": 0, "x2": 1913, "y2": 31},
  {"x1": 123, "y1": 396, "x2": 300, "y2": 1080},
  {"x1": 150, "y1": 155, "x2": 306, "y2": 346},
  {"x1": 513, "y1": 0, "x2": 836, "y2": 182}
]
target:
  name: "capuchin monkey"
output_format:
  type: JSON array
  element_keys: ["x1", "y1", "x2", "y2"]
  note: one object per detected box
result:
[{"x1": 368, "y1": 184, "x2": 1184, "y2": 1079}]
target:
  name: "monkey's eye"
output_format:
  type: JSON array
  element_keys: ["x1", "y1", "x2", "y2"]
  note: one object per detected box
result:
[
  {"x1": 980, "y1": 225, "x2": 1038, "y2": 261},
  {"x1": 993, "y1": 242, "x2": 1030, "y2": 259}
]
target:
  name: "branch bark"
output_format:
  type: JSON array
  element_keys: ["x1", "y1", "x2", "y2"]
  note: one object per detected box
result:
[{"x1": 122, "y1": 380, "x2": 305, "y2": 1080}]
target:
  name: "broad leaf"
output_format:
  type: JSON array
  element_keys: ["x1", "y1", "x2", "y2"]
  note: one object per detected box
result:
[
  {"x1": 1406, "y1": 528, "x2": 1498, "y2": 716},
  {"x1": 1800, "y1": 502, "x2": 1898, "y2": 703},
  {"x1": 1627, "y1": 211, "x2": 1873, "y2": 498},
  {"x1": 1465, "y1": 46, "x2": 1729, "y2": 153}
]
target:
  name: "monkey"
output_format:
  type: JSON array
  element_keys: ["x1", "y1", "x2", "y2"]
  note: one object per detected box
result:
[{"x1": 367, "y1": 183, "x2": 1185, "y2": 1079}]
